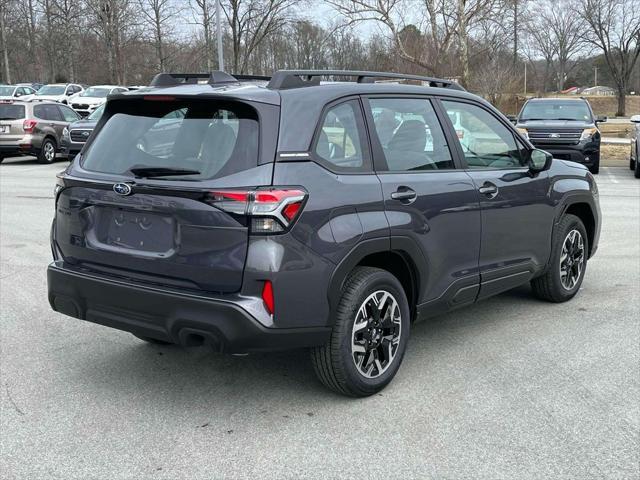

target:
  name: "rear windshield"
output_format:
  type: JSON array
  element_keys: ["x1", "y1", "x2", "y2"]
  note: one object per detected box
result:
[
  {"x1": 36, "y1": 85, "x2": 65, "y2": 95},
  {"x1": 0, "y1": 104, "x2": 25, "y2": 120},
  {"x1": 81, "y1": 87, "x2": 111, "y2": 98},
  {"x1": 520, "y1": 101, "x2": 592, "y2": 122},
  {"x1": 0, "y1": 86, "x2": 15, "y2": 96},
  {"x1": 81, "y1": 99, "x2": 259, "y2": 180}
]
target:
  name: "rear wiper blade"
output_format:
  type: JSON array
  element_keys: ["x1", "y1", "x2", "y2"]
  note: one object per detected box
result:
[{"x1": 129, "y1": 167, "x2": 201, "y2": 178}]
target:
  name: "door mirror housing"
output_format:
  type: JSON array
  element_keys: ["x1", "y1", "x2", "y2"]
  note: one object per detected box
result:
[
  {"x1": 506, "y1": 114, "x2": 517, "y2": 124},
  {"x1": 596, "y1": 115, "x2": 607, "y2": 123},
  {"x1": 630, "y1": 115, "x2": 640, "y2": 123},
  {"x1": 529, "y1": 149, "x2": 552, "y2": 172}
]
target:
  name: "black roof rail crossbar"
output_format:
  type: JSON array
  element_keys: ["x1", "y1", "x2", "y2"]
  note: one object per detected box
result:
[
  {"x1": 233, "y1": 74, "x2": 271, "y2": 82},
  {"x1": 267, "y1": 70, "x2": 465, "y2": 91},
  {"x1": 150, "y1": 71, "x2": 243, "y2": 87}
]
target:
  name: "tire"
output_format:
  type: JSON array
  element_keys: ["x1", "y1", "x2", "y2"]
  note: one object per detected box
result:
[
  {"x1": 133, "y1": 334, "x2": 174, "y2": 345},
  {"x1": 37, "y1": 138, "x2": 57, "y2": 164},
  {"x1": 630, "y1": 158, "x2": 635, "y2": 171},
  {"x1": 310, "y1": 267, "x2": 411, "y2": 397},
  {"x1": 531, "y1": 214, "x2": 588, "y2": 302},
  {"x1": 635, "y1": 156, "x2": 640, "y2": 179},
  {"x1": 589, "y1": 158, "x2": 599, "y2": 175},
  {"x1": 0, "y1": 156, "x2": 4, "y2": 164}
]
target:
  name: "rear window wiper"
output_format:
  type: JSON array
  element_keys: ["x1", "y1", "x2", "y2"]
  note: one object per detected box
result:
[{"x1": 129, "y1": 167, "x2": 201, "y2": 178}]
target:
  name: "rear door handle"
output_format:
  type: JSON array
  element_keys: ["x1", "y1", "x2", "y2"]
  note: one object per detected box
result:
[
  {"x1": 478, "y1": 182, "x2": 498, "y2": 197},
  {"x1": 391, "y1": 187, "x2": 417, "y2": 204}
]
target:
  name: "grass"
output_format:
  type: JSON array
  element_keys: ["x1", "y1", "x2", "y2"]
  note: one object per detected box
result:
[{"x1": 601, "y1": 144, "x2": 632, "y2": 167}]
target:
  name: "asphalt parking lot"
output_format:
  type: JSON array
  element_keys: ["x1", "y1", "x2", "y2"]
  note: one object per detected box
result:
[{"x1": 1, "y1": 158, "x2": 639, "y2": 479}]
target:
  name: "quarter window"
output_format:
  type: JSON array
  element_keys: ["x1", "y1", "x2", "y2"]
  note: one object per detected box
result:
[
  {"x1": 368, "y1": 98, "x2": 454, "y2": 171},
  {"x1": 59, "y1": 105, "x2": 80, "y2": 122},
  {"x1": 313, "y1": 100, "x2": 367, "y2": 170},
  {"x1": 442, "y1": 101, "x2": 525, "y2": 169}
]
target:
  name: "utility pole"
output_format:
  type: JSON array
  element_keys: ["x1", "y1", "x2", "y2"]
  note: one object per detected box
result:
[
  {"x1": 524, "y1": 62, "x2": 527, "y2": 96},
  {"x1": 216, "y1": 0, "x2": 224, "y2": 71},
  {"x1": 594, "y1": 66, "x2": 598, "y2": 86}
]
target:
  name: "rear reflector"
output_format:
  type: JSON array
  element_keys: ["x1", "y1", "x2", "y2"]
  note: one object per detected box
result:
[
  {"x1": 207, "y1": 187, "x2": 307, "y2": 234},
  {"x1": 262, "y1": 280, "x2": 275, "y2": 316}
]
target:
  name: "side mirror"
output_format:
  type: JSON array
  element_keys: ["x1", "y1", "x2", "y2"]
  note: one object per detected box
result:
[
  {"x1": 507, "y1": 115, "x2": 517, "y2": 124},
  {"x1": 596, "y1": 115, "x2": 607, "y2": 123},
  {"x1": 529, "y1": 149, "x2": 552, "y2": 173},
  {"x1": 630, "y1": 115, "x2": 640, "y2": 123}
]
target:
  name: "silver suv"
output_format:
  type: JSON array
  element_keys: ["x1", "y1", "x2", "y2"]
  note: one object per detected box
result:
[{"x1": 0, "y1": 101, "x2": 81, "y2": 163}]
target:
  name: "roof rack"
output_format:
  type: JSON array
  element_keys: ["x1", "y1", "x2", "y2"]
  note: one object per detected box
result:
[
  {"x1": 149, "y1": 71, "x2": 270, "y2": 87},
  {"x1": 266, "y1": 70, "x2": 465, "y2": 91}
]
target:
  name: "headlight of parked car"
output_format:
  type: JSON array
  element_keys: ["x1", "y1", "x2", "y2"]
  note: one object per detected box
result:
[
  {"x1": 62, "y1": 127, "x2": 69, "y2": 138},
  {"x1": 580, "y1": 127, "x2": 598, "y2": 141},
  {"x1": 516, "y1": 127, "x2": 528, "y2": 139}
]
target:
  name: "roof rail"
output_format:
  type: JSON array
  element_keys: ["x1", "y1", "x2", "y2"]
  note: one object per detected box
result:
[
  {"x1": 266, "y1": 70, "x2": 465, "y2": 91},
  {"x1": 149, "y1": 71, "x2": 271, "y2": 87}
]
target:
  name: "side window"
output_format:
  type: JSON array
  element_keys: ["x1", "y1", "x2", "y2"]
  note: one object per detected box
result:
[
  {"x1": 368, "y1": 97, "x2": 454, "y2": 171},
  {"x1": 34, "y1": 104, "x2": 63, "y2": 121},
  {"x1": 442, "y1": 101, "x2": 525, "y2": 169},
  {"x1": 58, "y1": 105, "x2": 80, "y2": 122},
  {"x1": 313, "y1": 100, "x2": 367, "y2": 170}
]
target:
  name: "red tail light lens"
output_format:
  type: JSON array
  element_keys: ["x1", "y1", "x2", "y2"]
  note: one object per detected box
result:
[
  {"x1": 262, "y1": 280, "x2": 275, "y2": 316},
  {"x1": 207, "y1": 187, "x2": 307, "y2": 234},
  {"x1": 23, "y1": 119, "x2": 37, "y2": 133}
]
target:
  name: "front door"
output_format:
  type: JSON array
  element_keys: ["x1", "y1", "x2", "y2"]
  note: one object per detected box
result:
[
  {"x1": 363, "y1": 96, "x2": 482, "y2": 313},
  {"x1": 439, "y1": 99, "x2": 554, "y2": 299}
]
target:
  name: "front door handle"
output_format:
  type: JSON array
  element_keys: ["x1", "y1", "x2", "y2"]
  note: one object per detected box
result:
[
  {"x1": 391, "y1": 187, "x2": 417, "y2": 204},
  {"x1": 478, "y1": 182, "x2": 498, "y2": 197}
]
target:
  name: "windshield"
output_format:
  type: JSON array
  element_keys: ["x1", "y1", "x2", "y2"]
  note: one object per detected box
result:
[
  {"x1": 81, "y1": 100, "x2": 259, "y2": 180},
  {"x1": 82, "y1": 87, "x2": 111, "y2": 98},
  {"x1": 0, "y1": 104, "x2": 25, "y2": 119},
  {"x1": 36, "y1": 85, "x2": 66, "y2": 96},
  {"x1": 520, "y1": 101, "x2": 592, "y2": 122},
  {"x1": 0, "y1": 86, "x2": 15, "y2": 96},
  {"x1": 88, "y1": 104, "x2": 105, "y2": 120}
]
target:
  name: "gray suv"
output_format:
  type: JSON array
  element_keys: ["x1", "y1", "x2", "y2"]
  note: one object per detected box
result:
[
  {"x1": 47, "y1": 70, "x2": 601, "y2": 396},
  {"x1": 0, "y1": 101, "x2": 80, "y2": 163}
]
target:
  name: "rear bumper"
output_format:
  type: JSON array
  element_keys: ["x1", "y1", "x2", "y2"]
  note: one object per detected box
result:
[{"x1": 47, "y1": 263, "x2": 331, "y2": 353}]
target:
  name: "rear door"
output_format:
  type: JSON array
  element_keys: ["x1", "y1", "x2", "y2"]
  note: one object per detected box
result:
[
  {"x1": 54, "y1": 97, "x2": 277, "y2": 293},
  {"x1": 439, "y1": 99, "x2": 553, "y2": 299},
  {"x1": 33, "y1": 104, "x2": 66, "y2": 139},
  {"x1": 363, "y1": 96, "x2": 482, "y2": 310}
]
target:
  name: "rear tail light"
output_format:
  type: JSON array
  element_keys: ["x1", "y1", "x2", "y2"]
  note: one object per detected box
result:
[
  {"x1": 206, "y1": 188, "x2": 307, "y2": 234},
  {"x1": 262, "y1": 280, "x2": 275, "y2": 316},
  {"x1": 23, "y1": 119, "x2": 37, "y2": 133}
]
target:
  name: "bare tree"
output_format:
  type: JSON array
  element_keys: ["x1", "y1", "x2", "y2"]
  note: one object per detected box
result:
[
  {"x1": 328, "y1": 0, "x2": 502, "y2": 87},
  {"x1": 222, "y1": 0, "x2": 299, "y2": 74},
  {"x1": 189, "y1": 0, "x2": 215, "y2": 71},
  {"x1": 87, "y1": 0, "x2": 137, "y2": 84},
  {"x1": 0, "y1": 0, "x2": 11, "y2": 83},
  {"x1": 138, "y1": 0, "x2": 181, "y2": 71},
  {"x1": 580, "y1": 0, "x2": 640, "y2": 115}
]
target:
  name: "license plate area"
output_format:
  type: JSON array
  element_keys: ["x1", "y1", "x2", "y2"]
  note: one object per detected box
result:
[
  {"x1": 0, "y1": 124, "x2": 10, "y2": 134},
  {"x1": 90, "y1": 207, "x2": 175, "y2": 256}
]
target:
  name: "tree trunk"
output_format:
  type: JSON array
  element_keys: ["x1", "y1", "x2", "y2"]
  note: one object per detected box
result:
[
  {"x1": 616, "y1": 87, "x2": 625, "y2": 117},
  {"x1": 0, "y1": 7, "x2": 10, "y2": 84},
  {"x1": 457, "y1": 0, "x2": 469, "y2": 88}
]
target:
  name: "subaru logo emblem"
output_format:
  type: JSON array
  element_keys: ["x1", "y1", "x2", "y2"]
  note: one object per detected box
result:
[
  {"x1": 113, "y1": 183, "x2": 132, "y2": 196},
  {"x1": 82, "y1": 131, "x2": 90, "y2": 137},
  {"x1": 550, "y1": 133, "x2": 560, "y2": 138}
]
